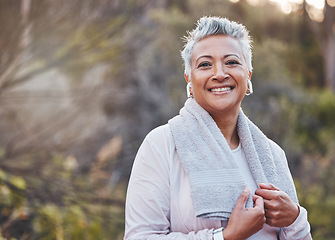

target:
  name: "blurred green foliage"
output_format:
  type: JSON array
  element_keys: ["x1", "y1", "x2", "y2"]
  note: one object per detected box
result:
[{"x1": 0, "y1": 154, "x2": 125, "y2": 239}]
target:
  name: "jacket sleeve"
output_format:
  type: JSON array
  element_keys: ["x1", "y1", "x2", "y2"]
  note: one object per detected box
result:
[
  {"x1": 269, "y1": 140, "x2": 312, "y2": 239},
  {"x1": 124, "y1": 127, "x2": 213, "y2": 240},
  {"x1": 279, "y1": 206, "x2": 312, "y2": 240}
]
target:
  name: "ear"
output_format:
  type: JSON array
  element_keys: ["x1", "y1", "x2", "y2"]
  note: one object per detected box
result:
[{"x1": 184, "y1": 73, "x2": 191, "y2": 83}]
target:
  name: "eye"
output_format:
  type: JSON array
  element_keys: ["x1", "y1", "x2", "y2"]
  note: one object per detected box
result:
[
  {"x1": 197, "y1": 62, "x2": 212, "y2": 68},
  {"x1": 226, "y1": 60, "x2": 240, "y2": 66}
]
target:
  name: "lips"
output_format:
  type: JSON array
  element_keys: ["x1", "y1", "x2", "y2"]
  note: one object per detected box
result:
[{"x1": 209, "y1": 86, "x2": 234, "y2": 93}]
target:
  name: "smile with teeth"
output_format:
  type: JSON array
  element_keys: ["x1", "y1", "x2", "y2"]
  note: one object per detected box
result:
[{"x1": 209, "y1": 86, "x2": 234, "y2": 93}]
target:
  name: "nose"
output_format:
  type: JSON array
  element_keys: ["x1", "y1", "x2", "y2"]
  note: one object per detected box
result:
[{"x1": 213, "y1": 64, "x2": 228, "y2": 81}]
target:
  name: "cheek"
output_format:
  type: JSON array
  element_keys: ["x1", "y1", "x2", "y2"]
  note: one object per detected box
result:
[
  {"x1": 190, "y1": 72, "x2": 208, "y2": 87},
  {"x1": 236, "y1": 71, "x2": 248, "y2": 85}
]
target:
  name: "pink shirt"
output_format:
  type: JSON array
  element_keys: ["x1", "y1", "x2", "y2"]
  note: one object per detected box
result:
[{"x1": 124, "y1": 124, "x2": 312, "y2": 240}]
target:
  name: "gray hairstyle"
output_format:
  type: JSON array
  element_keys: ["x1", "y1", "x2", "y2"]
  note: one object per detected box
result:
[{"x1": 181, "y1": 16, "x2": 253, "y2": 77}]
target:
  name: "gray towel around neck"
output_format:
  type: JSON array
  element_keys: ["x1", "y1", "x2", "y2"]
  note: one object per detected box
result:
[{"x1": 168, "y1": 98, "x2": 298, "y2": 220}]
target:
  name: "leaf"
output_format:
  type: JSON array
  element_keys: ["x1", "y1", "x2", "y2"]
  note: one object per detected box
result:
[{"x1": 8, "y1": 176, "x2": 26, "y2": 190}]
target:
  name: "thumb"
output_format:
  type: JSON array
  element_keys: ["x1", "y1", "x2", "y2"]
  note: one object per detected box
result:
[
  {"x1": 236, "y1": 187, "x2": 250, "y2": 209},
  {"x1": 252, "y1": 195, "x2": 264, "y2": 209},
  {"x1": 259, "y1": 183, "x2": 280, "y2": 191}
]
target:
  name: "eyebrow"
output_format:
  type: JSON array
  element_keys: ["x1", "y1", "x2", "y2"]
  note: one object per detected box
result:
[
  {"x1": 195, "y1": 54, "x2": 240, "y2": 62},
  {"x1": 224, "y1": 54, "x2": 240, "y2": 59}
]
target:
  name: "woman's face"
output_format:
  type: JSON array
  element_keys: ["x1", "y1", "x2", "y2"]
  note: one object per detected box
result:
[{"x1": 186, "y1": 35, "x2": 251, "y2": 117}]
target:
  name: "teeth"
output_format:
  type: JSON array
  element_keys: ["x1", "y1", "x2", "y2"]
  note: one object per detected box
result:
[{"x1": 211, "y1": 87, "x2": 231, "y2": 92}]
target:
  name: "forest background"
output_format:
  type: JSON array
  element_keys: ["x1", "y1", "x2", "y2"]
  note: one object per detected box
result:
[{"x1": 0, "y1": 0, "x2": 334, "y2": 239}]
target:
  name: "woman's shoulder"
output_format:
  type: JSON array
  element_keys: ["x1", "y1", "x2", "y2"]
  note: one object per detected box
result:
[
  {"x1": 266, "y1": 138, "x2": 286, "y2": 159},
  {"x1": 141, "y1": 124, "x2": 175, "y2": 152},
  {"x1": 267, "y1": 138, "x2": 284, "y2": 151},
  {"x1": 144, "y1": 124, "x2": 172, "y2": 143},
  {"x1": 134, "y1": 124, "x2": 175, "y2": 170}
]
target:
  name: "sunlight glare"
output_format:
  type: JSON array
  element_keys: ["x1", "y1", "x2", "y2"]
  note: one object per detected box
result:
[
  {"x1": 307, "y1": 6, "x2": 324, "y2": 22},
  {"x1": 290, "y1": 0, "x2": 304, "y2": 3},
  {"x1": 246, "y1": 0, "x2": 261, "y2": 6},
  {"x1": 281, "y1": 2, "x2": 293, "y2": 14},
  {"x1": 306, "y1": 0, "x2": 325, "y2": 10},
  {"x1": 269, "y1": 0, "x2": 304, "y2": 14},
  {"x1": 327, "y1": 0, "x2": 335, "y2": 7},
  {"x1": 269, "y1": 0, "x2": 303, "y2": 4}
]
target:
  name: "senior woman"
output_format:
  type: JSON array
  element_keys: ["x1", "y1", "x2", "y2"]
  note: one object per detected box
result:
[{"x1": 124, "y1": 16, "x2": 312, "y2": 240}]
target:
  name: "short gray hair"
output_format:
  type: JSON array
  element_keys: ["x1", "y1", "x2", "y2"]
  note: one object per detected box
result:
[{"x1": 181, "y1": 16, "x2": 253, "y2": 77}]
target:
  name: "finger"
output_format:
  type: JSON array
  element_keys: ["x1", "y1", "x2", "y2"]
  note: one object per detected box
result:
[
  {"x1": 259, "y1": 183, "x2": 280, "y2": 191},
  {"x1": 263, "y1": 197, "x2": 284, "y2": 210},
  {"x1": 264, "y1": 209, "x2": 280, "y2": 227},
  {"x1": 252, "y1": 195, "x2": 264, "y2": 210},
  {"x1": 263, "y1": 199, "x2": 273, "y2": 210},
  {"x1": 255, "y1": 188, "x2": 280, "y2": 201},
  {"x1": 235, "y1": 187, "x2": 250, "y2": 209},
  {"x1": 265, "y1": 215, "x2": 275, "y2": 226},
  {"x1": 266, "y1": 209, "x2": 281, "y2": 220}
]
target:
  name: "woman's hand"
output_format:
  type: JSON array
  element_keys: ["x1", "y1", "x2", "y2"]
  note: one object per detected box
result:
[
  {"x1": 255, "y1": 183, "x2": 299, "y2": 228},
  {"x1": 223, "y1": 188, "x2": 266, "y2": 240}
]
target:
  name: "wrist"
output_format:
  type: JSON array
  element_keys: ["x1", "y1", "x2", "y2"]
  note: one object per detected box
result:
[
  {"x1": 222, "y1": 228, "x2": 230, "y2": 240},
  {"x1": 290, "y1": 204, "x2": 300, "y2": 225}
]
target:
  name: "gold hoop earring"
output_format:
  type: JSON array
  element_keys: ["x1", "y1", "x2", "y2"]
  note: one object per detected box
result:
[
  {"x1": 186, "y1": 82, "x2": 193, "y2": 98},
  {"x1": 246, "y1": 79, "x2": 253, "y2": 96}
]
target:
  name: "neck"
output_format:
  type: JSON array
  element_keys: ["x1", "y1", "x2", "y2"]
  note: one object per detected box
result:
[{"x1": 211, "y1": 108, "x2": 240, "y2": 150}]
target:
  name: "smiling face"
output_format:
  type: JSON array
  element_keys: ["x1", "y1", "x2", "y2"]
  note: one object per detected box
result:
[{"x1": 185, "y1": 35, "x2": 251, "y2": 117}]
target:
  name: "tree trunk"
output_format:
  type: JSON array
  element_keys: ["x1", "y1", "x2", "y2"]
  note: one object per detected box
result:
[
  {"x1": 307, "y1": 1, "x2": 335, "y2": 91},
  {"x1": 322, "y1": 2, "x2": 335, "y2": 91},
  {"x1": 323, "y1": 35, "x2": 335, "y2": 91}
]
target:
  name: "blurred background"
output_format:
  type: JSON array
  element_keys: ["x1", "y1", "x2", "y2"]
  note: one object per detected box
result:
[{"x1": 0, "y1": 0, "x2": 334, "y2": 239}]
